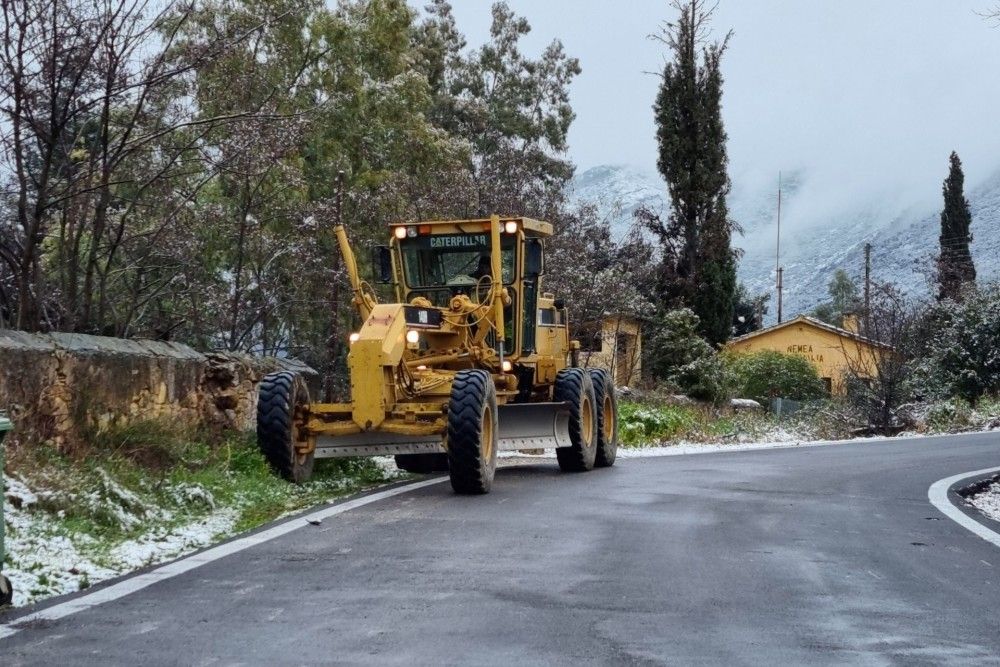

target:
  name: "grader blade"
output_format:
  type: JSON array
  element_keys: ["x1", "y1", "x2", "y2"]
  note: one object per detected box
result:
[
  {"x1": 497, "y1": 403, "x2": 572, "y2": 451},
  {"x1": 314, "y1": 432, "x2": 444, "y2": 458}
]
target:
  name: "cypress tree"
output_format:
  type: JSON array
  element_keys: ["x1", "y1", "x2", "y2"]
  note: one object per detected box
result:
[
  {"x1": 937, "y1": 151, "x2": 976, "y2": 302},
  {"x1": 648, "y1": 0, "x2": 737, "y2": 345}
]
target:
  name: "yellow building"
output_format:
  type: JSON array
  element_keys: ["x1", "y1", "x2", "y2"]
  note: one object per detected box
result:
[
  {"x1": 579, "y1": 315, "x2": 642, "y2": 388},
  {"x1": 724, "y1": 315, "x2": 891, "y2": 395}
]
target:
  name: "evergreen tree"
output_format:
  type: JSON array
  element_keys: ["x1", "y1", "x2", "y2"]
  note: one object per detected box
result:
[
  {"x1": 732, "y1": 283, "x2": 769, "y2": 336},
  {"x1": 644, "y1": 0, "x2": 738, "y2": 346},
  {"x1": 811, "y1": 269, "x2": 859, "y2": 326},
  {"x1": 936, "y1": 151, "x2": 976, "y2": 302}
]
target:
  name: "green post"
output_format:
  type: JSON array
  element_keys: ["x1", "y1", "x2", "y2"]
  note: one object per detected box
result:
[{"x1": 0, "y1": 414, "x2": 12, "y2": 605}]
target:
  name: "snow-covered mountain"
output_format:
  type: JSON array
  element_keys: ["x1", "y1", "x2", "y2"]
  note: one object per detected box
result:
[{"x1": 569, "y1": 165, "x2": 1000, "y2": 322}]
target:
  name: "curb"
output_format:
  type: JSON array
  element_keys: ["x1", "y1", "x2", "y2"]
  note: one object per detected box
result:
[{"x1": 928, "y1": 466, "x2": 1000, "y2": 550}]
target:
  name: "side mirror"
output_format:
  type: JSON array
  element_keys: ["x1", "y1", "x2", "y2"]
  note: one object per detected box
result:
[
  {"x1": 525, "y1": 239, "x2": 543, "y2": 277},
  {"x1": 554, "y1": 298, "x2": 565, "y2": 311},
  {"x1": 372, "y1": 246, "x2": 392, "y2": 283}
]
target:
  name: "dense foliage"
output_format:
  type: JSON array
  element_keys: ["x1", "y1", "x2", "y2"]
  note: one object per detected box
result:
[
  {"x1": 724, "y1": 350, "x2": 825, "y2": 405},
  {"x1": 640, "y1": 0, "x2": 738, "y2": 347},
  {"x1": 643, "y1": 308, "x2": 727, "y2": 402},
  {"x1": 909, "y1": 284, "x2": 1000, "y2": 402},
  {"x1": 0, "y1": 0, "x2": 619, "y2": 395}
]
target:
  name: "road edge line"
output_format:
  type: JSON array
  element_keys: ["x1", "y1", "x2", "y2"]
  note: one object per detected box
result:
[
  {"x1": 0, "y1": 476, "x2": 447, "y2": 641},
  {"x1": 928, "y1": 466, "x2": 1000, "y2": 550}
]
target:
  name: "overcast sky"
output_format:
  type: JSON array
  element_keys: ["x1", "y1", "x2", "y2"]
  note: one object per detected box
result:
[{"x1": 443, "y1": 1, "x2": 1000, "y2": 211}]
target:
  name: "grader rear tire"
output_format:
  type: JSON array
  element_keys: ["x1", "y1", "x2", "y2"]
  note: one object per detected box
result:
[
  {"x1": 394, "y1": 453, "x2": 450, "y2": 474},
  {"x1": 257, "y1": 372, "x2": 314, "y2": 483},
  {"x1": 555, "y1": 368, "x2": 598, "y2": 472},
  {"x1": 589, "y1": 368, "x2": 619, "y2": 468},
  {"x1": 446, "y1": 369, "x2": 498, "y2": 494}
]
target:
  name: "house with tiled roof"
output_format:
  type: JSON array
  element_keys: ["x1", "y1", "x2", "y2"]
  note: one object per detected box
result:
[{"x1": 724, "y1": 314, "x2": 893, "y2": 395}]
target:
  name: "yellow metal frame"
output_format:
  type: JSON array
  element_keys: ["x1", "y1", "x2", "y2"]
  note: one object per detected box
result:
[{"x1": 303, "y1": 215, "x2": 571, "y2": 448}]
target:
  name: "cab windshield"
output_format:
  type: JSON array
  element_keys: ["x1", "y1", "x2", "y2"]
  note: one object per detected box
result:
[{"x1": 399, "y1": 233, "x2": 516, "y2": 288}]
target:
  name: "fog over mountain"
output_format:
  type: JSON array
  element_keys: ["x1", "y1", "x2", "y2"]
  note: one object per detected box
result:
[
  {"x1": 447, "y1": 0, "x2": 1000, "y2": 324},
  {"x1": 570, "y1": 165, "x2": 1000, "y2": 323}
]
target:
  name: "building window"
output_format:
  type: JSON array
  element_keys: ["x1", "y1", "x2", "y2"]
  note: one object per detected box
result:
[{"x1": 821, "y1": 377, "x2": 832, "y2": 394}]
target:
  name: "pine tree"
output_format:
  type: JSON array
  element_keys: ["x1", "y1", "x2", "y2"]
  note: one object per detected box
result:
[
  {"x1": 937, "y1": 151, "x2": 976, "y2": 302},
  {"x1": 645, "y1": 0, "x2": 737, "y2": 345}
]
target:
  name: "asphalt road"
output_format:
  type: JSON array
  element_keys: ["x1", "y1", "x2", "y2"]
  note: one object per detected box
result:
[{"x1": 3, "y1": 433, "x2": 1000, "y2": 666}]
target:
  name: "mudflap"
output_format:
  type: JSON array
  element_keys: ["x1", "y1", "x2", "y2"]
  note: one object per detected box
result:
[{"x1": 497, "y1": 402, "x2": 572, "y2": 450}]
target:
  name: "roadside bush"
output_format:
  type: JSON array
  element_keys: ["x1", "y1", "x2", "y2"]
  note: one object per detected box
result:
[
  {"x1": 643, "y1": 308, "x2": 730, "y2": 403},
  {"x1": 924, "y1": 398, "x2": 975, "y2": 431},
  {"x1": 908, "y1": 284, "x2": 1000, "y2": 403},
  {"x1": 724, "y1": 350, "x2": 825, "y2": 405},
  {"x1": 671, "y1": 354, "x2": 729, "y2": 403}
]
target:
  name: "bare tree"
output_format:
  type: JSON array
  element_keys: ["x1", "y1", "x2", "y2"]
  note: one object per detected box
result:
[
  {"x1": 840, "y1": 282, "x2": 917, "y2": 435},
  {"x1": 0, "y1": 0, "x2": 297, "y2": 333},
  {"x1": 980, "y1": 4, "x2": 1000, "y2": 25}
]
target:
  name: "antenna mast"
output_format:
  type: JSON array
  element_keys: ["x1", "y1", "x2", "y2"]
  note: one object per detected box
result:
[{"x1": 776, "y1": 172, "x2": 783, "y2": 323}]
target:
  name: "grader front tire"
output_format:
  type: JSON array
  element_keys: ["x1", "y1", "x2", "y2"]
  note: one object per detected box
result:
[
  {"x1": 257, "y1": 372, "x2": 314, "y2": 483},
  {"x1": 589, "y1": 368, "x2": 619, "y2": 468},
  {"x1": 446, "y1": 369, "x2": 498, "y2": 494},
  {"x1": 555, "y1": 367, "x2": 598, "y2": 472}
]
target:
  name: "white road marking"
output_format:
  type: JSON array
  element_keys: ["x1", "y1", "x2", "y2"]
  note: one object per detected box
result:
[
  {"x1": 0, "y1": 477, "x2": 447, "y2": 641},
  {"x1": 928, "y1": 466, "x2": 1000, "y2": 550}
]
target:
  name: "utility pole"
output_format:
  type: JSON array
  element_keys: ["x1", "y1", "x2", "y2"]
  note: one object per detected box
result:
[
  {"x1": 776, "y1": 267, "x2": 784, "y2": 324},
  {"x1": 864, "y1": 242, "x2": 871, "y2": 315},
  {"x1": 776, "y1": 172, "x2": 783, "y2": 323}
]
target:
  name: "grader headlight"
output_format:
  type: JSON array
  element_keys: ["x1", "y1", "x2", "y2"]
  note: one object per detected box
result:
[
  {"x1": 348, "y1": 332, "x2": 360, "y2": 344},
  {"x1": 503, "y1": 220, "x2": 518, "y2": 234},
  {"x1": 406, "y1": 329, "x2": 420, "y2": 348},
  {"x1": 393, "y1": 226, "x2": 407, "y2": 240}
]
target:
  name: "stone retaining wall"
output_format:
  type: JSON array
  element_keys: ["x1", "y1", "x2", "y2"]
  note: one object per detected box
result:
[{"x1": 0, "y1": 330, "x2": 316, "y2": 451}]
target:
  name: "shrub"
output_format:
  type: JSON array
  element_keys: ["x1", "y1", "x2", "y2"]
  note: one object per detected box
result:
[
  {"x1": 908, "y1": 284, "x2": 1000, "y2": 403},
  {"x1": 725, "y1": 350, "x2": 825, "y2": 405},
  {"x1": 924, "y1": 398, "x2": 975, "y2": 431},
  {"x1": 618, "y1": 401, "x2": 698, "y2": 446},
  {"x1": 643, "y1": 308, "x2": 730, "y2": 403}
]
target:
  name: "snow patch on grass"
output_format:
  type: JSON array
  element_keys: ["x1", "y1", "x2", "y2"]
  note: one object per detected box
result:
[
  {"x1": 2, "y1": 428, "x2": 401, "y2": 610},
  {"x1": 371, "y1": 456, "x2": 406, "y2": 480},
  {"x1": 3, "y1": 475, "x2": 239, "y2": 607},
  {"x1": 107, "y1": 509, "x2": 239, "y2": 570}
]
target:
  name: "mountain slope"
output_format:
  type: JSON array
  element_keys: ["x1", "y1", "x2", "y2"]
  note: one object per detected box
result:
[{"x1": 570, "y1": 165, "x2": 1000, "y2": 321}]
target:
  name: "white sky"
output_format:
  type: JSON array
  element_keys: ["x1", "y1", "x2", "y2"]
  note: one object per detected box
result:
[{"x1": 442, "y1": 1, "x2": 1000, "y2": 210}]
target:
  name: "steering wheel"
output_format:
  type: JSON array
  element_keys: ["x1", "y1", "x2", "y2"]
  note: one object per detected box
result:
[{"x1": 446, "y1": 274, "x2": 477, "y2": 287}]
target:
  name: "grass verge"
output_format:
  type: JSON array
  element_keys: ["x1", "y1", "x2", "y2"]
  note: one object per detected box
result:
[
  {"x1": 617, "y1": 399, "x2": 792, "y2": 447},
  {"x1": 2, "y1": 420, "x2": 406, "y2": 607}
]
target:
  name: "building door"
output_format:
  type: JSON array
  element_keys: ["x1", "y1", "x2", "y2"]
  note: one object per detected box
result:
[{"x1": 615, "y1": 332, "x2": 634, "y2": 386}]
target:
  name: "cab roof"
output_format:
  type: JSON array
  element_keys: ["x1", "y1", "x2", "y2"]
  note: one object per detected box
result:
[{"x1": 389, "y1": 217, "x2": 553, "y2": 238}]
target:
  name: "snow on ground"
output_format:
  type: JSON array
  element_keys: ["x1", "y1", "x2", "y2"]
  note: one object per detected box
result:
[
  {"x1": 372, "y1": 456, "x2": 407, "y2": 479},
  {"x1": 3, "y1": 475, "x2": 239, "y2": 607},
  {"x1": 107, "y1": 509, "x2": 239, "y2": 571},
  {"x1": 0, "y1": 430, "x2": 978, "y2": 609},
  {"x1": 499, "y1": 431, "x2": 898, "y2": 462},
  {"x1": 968, "y1": 481, "x2": 1000, "y2": 523},
  {"x1": 4, "y1": 477, "x2": 118, "y2": 606}
]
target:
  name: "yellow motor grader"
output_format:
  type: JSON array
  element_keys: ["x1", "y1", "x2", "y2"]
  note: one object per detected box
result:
[{"x1": 256, "y1": 215, "x2": 619, "y2": 493}]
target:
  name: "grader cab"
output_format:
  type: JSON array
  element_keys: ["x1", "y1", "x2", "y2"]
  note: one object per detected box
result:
[{"x1": 256, "y1": 215, "x2": 619, "y2": 494}]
